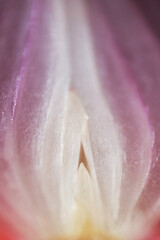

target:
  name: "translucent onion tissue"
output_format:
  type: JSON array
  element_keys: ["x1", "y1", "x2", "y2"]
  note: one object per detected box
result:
[{"x1": 0, "y1": 0, "x2": 160, "y2": 240}]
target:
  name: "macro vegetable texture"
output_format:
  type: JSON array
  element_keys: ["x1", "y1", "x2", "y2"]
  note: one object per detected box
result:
[{"x1": 0, "y1": 0, "x2": 160, "y2": 240}]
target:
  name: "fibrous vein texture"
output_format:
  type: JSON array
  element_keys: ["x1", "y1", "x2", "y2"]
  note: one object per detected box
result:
[{"x1": 0, "y1": 0, "x2": 160, "y2": 240}]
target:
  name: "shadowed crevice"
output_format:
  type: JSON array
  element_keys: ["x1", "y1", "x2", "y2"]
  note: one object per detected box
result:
[{"x1": 78, "y1": 143, "x2": 90, "y2": 176}]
